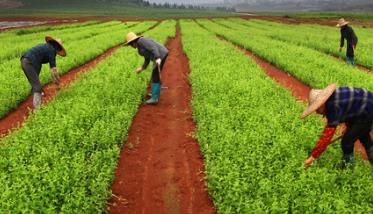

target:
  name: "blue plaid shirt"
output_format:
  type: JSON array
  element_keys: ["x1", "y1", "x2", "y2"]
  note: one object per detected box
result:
[{"x1": 326, "y1": 87, "x2": 373, "y2": 127}]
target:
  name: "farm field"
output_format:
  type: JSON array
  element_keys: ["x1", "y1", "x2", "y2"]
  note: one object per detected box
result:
[{"x1": 0, "y1": 16, "x2": 372, "y2": 213}]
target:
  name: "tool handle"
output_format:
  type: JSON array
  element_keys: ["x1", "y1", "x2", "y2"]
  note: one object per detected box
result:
[
  {"x1": 157, "y1": 63, "x2": 161, "y2": 79},
  {"x1": 331, "y1": 134, "x2": 343, "y2": 143}
]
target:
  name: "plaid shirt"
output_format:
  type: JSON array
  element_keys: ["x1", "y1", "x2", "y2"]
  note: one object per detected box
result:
[{"x1": 326, "y1": 87, "x2": 373, "y2": 127}]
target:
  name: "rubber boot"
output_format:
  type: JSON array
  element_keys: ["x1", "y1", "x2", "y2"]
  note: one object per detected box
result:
[
  {"x1": 146, "y1": 83, "x2": 160, "y2": 104},
  {"x1": 341, "y1": 154, "x2": 355, "y2": 169},
  {"x1": 367, "y1": 146, "x2": 373, "y2": 164},
  {"x1": 147, "y1": 85, "x2": 167, "y2": 97},
  {"x1": 33, "y1": 92, "x2": 42, "y2": 111}
]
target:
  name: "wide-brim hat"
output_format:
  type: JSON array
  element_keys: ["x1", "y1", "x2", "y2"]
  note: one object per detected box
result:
[
  {"x1": 301, "y1": 83, "x2": 337, "y2": 119},
  {"x1": 45, "y1": 36, "x2": 66, "y2": 57},
  {"x1": 336, "y1": 18, "x2": 349, "y2": 27},
  {"x1": 124, "y1": 32, "x2": 143, "y2": 46}
]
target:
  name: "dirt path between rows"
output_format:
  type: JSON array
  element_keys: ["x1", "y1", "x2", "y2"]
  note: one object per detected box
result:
[
  {"x1": 0, "y1": 22, "x2": 160, "y2": 138},
  {"x1": 0, "y1": 45, "x2": 121, "y2": 137},
  {"x1": 239, "y1": 16, "x2": 373, "y2": 28},
  {"x1": 218, "y1": 36, "x2": 368, "y2": 161},
  {"x1": 107, "y1": 24, "x2": 215, "y2": 214},
  {"x1": 211, "y1": 20, "x2": 373, "y2": 74}
]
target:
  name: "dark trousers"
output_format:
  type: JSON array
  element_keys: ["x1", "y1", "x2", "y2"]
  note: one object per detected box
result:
[
  {"x1": 151, "y1": 55, "x2": 168, "y2": 84},
  {"x1": 346, "y1": 41, "x2": 357, "y2": 57},
  {"x1": 21, "y1": 58, "x2": 42, "y2": 93},
  {"x1": 341, "y1": 119, "x2": 373, "y2": 156}
]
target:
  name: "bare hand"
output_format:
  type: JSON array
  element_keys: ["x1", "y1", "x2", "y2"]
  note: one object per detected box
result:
[
  {"x1": 338, "y1": 47, "x2": 342, "y2": 52},
  {"x1": 304, "y1": 156, "x2": 315, "y2": 168},
  {"x1": 136, "y1": 67, "x2": 143, "y2": 74},
  {"x1": 51, "y1": 69, "x2": 61, "y2": 85},
  {"x1": 155, "y1": 58, "x2": 161, "y2": 66}
]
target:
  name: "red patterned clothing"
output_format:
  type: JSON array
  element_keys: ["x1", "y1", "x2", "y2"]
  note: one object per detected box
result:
[{"x1": 311, "y1": 126, "x2": 337, "y2": 158}]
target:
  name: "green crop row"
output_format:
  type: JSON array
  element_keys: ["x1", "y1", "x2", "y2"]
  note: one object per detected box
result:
[
  {"x1": 180, "y1": 19, "x2": 372, "y2": 213},
  {"x1": 0, "y1": 21, "x2": 156, "y2": 118},
  {"x1": 0, "y1": 21, "x2": 129, "y2": 61},
  {"x1": 198, "y1": 19, "x2": 373, "y2": 91},
  {"x1": 222, "y1": 18, "x2": 373, "y2": 69},
  {"x1": 0, "y1": 20, "x2": 176, "y2": 213}
]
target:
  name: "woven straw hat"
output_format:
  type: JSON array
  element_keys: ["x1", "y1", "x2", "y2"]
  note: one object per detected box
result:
[
  {"x1": 301, "y1": 83, "x2": 337, "y2": 119},
  {"x1": 336, "y1": 18, "x2": 349, "y2": 27},
  {"x1": 125, "y1": 32, "x2": 143, "y2": 45},
  {"x1": 45, "y1": 36, "x2": 66, "y2": 57}
]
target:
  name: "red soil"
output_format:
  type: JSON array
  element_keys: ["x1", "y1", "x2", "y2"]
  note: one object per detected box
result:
[
  {"x1": 107, "y1": 25, "x2": 215, "y2": 214},
  {"x1": 219, "y1": 37, "x2": 369, "y2": 161},
  {"x1": 0, "y1": 44, "x2": 122, "y2": 137},
  {"x1": 239, "y1": 16, "x2": 373, "y2": 28}
]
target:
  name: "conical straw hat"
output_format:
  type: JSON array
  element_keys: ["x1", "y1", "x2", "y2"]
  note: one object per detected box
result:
[
  {"x1": 124, "y1": 32, "x2": 143, "y2": 45},
  {"x1": 45, "y1": 36, "x2": 66, "y2": 57},
  {"x1": 301, "y1": 83, "x2": 337, "y2": 119},
  {"x1": 336, "y1": 18, "x2": 349, "y2": 27}
]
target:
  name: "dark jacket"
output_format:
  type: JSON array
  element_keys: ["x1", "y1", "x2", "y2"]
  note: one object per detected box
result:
[
  {"x1": 340, "y1": 25, "x2": 358, "y2": 57},
  {"x1": 137, "y1": 37, "x2": 168, "y2": 70},
  {"x1": 22, "y1": 43, "x2": 57, "y2": 74}
]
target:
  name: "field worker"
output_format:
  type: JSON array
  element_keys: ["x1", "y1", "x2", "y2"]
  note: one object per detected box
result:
[
  {"x1": 301, "y1": 84, "x2": 373, "y2": 169},
  {"x1": 337, "y1": 18, "x2": 358, "y2": 65},
  {"x1": 21, "y1": 36, "x2": 66, "y2": 110},
  {"x1": 125, "y1": 32, "x2": 168, "y2": 104}
]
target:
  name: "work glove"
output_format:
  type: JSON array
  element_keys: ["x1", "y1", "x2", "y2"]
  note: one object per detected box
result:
[
  {"x1": 155, "y1": 58, "x2": 161, "y2": 66},
  {"x1": 136, "y1": 67, "x2": 143, "y2": 74}
]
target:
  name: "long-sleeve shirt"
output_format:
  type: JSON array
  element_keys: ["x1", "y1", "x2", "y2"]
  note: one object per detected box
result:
[
  {"x1": 340, "y1": 25, "x2": 358, "y2": 57},
  {"x1": 137, "y1": 37, "x2": 168, "y2": 70},
  {"x1": 311, "y1": 87, "x2": 373, "y2": 158},
  {"x1": 22, "y1": 43, "x2": 57, "y2": 74}
]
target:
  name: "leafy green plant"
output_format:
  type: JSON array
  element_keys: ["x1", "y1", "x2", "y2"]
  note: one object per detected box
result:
[
  {"x1": 198, "y1": 19, "x2": 373, "y2": 91},
  {"x1": 0, "y1": 21, "x2": 156, "y2": 118},
  {"x1": 180, "y1": 19, "x2": 372, "y2": 213},
  {"x1": 220, "y1": 18, "x2": 373, "y2": 69},
  {"x1": 0, "y1": 20, "x2": 176, "y2": 213}
]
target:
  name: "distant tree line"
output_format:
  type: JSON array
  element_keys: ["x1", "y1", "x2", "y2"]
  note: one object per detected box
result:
[
  {"x1": 142, "y1": 1, "x2": 236, "y2": 12},
  {"x1": 20, "y1": 0, "x2": 236, "y2": 12}
]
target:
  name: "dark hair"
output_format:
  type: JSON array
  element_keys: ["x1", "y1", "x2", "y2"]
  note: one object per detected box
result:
[{"x1": 48, "y1": 40, "x2": 62, "y2": 51}]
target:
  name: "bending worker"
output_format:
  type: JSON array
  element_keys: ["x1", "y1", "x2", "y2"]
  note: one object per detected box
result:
[
  {"x1": 125, "y1": 32, "x2": 168, "y2": 104},
  {"x1": 337, "y1": 18, "x2": 358, "y2": 65},
  {"x1": 21, "y1": 36, "x2": 66, "y2": 110},
  {"x1": 301, "y1": 84, "x2": 373, "y2": 168}
]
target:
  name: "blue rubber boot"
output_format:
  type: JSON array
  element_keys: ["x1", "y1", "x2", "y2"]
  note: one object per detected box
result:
[
  {"x1": 367, "y1": 146, "x2": 373, "y2": 164},
  {"x1": 146, "y1": 83, "x2": 160, "y2": 104},
  {"x1": 341, "y1": 154, "x2": 355, "y2": 169},
  {"x1": 346, "y1": 56, "x2": 355, "y2": 66}
]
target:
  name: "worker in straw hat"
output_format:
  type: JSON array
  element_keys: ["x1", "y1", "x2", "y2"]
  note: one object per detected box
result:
[
  {"x1": 125, "y1": 32, "x2": 168, "y2": 104},
  {"x1": 337, "y1": 18, "x2": 358, "y2": 65},
  {"x1": 301, "y1": 84, "x2": 373, "y2": 169},
  {"x1": 21, "y1": 36, "x2": 66, "y2": 111}
]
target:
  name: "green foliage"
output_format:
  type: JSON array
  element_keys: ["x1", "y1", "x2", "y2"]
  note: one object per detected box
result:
[
  {"x1": 0, "y1": 20, "x2": 176, "y2": 213},
  {"x1": 0, "y1": 21, "x2": 155, "y2": 118},
  {"x1": 180, "y1": 19, "x2": 372, "y2": 213},
  {"x1": 0, "y1": 1, "x2": 231, "y2": 18},
  {"x1": 198, "y1": 19, "x2": 373, "y2": 91},
  {"x1": 224, "y1": 18, "x2": 373, "y2": 69}
]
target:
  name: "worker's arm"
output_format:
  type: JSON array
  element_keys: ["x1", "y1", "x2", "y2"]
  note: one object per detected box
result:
[
  {"x1": 304, "y1": 125, "x2": 337, "y2": 168},
  {"x1": 339, "y1": 30, "x2": 345, "y2": 52},
  {"x1": 50, "y1": 67, "x2": 60, "y2": 85},
  {"x1": 136, "y1": 57, "x2": 150, "y2": 74}
]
